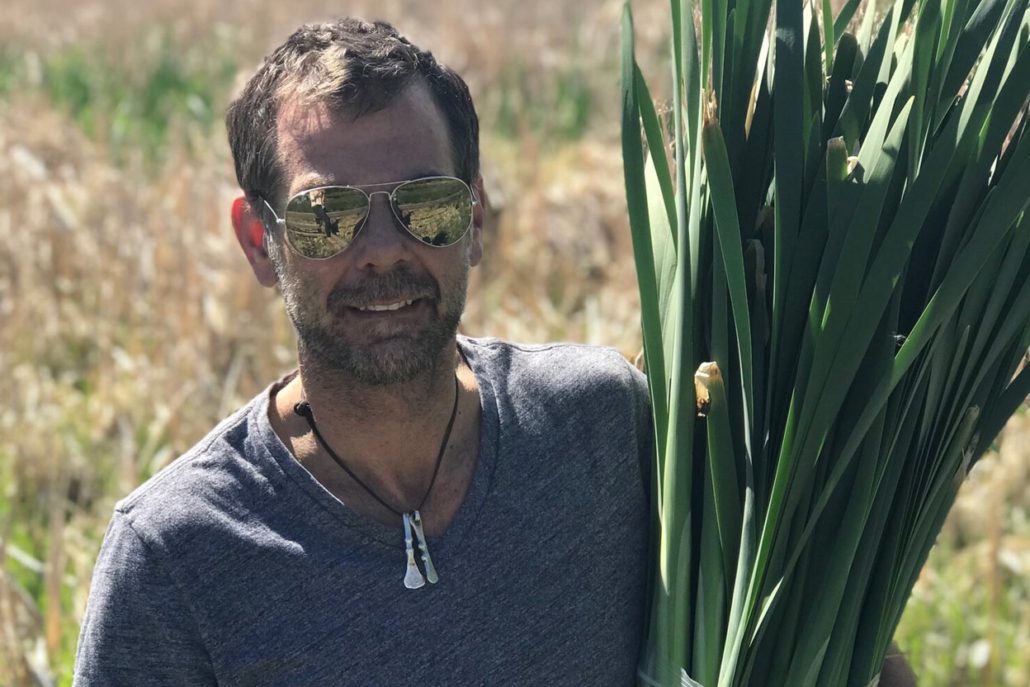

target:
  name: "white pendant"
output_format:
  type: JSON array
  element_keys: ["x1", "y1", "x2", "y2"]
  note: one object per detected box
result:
[
  {"x1": 403, "y1": 513, "x2": 425, "y2": 589},
  {"x1": 411, "y1": 510, "x2": 439, "y2": 584}
]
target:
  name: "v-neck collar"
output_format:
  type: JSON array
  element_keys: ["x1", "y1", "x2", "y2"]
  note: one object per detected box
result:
[{"x1": 251, "y1": 335, "x2": 500, "y2": 557}]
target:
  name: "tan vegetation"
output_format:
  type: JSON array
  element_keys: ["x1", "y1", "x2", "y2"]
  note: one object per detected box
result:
[{"x1": 0, "y1": 0, "x2": 1026, "y2": 685}]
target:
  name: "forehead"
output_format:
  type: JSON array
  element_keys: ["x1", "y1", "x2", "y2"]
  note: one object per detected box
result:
[{"x1": 275, "y1": 81, "x2": 456, "y2": 198}]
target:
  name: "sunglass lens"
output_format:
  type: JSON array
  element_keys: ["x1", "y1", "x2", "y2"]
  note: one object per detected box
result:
[
  {"x1": 393, "y1": 177, "x2": 473, "y2": 247},
  {"x1": 285, "y1": 187, "x2": 368, "y2": 258}
]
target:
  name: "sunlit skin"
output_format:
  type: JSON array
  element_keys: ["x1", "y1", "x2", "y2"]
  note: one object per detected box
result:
[{"x1": 231, "y1": 80, "x2": 486, "y2": 537}]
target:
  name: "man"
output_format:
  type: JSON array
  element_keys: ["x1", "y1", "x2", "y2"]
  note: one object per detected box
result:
[
  {"x1": 72, "y1": 18, "x2": 653, "y2": 686},
  {"x1": 72, "y1": 18, "x2": 916, "y2": 687}
]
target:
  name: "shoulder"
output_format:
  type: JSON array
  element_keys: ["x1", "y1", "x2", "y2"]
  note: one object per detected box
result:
[
  {"x1": 460, "y1": 335, "x2": 648, "y2": 403},
  {"x1": 460, "y1": 336, "x2": 653, "y2": 496},
  {"x1": 460, "y1": 336, "x2": 651, "y2": 445},
  {"x1": 109, "y1": 388, "x2": 272, "y2": 555}
]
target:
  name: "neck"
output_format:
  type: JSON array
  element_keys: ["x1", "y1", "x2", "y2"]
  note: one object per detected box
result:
[{"x1": 273, "y1": 338, "x2": 468, "y2": 481}]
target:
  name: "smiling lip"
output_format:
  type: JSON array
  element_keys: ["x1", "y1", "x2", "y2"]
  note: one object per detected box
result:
[
  {"x1": 347, "y1": 298, "x2": 426, "y2": 315},
  {"x1": 355, "y1": 299, "x2": 415, "y2": 312}
]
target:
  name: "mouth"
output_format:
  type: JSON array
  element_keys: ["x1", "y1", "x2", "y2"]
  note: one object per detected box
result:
[
  {"x1": 355, "y1": 298, "x2": 415, "y2": 312},
  {"x1": 346, "y1": 297, "x2": 428, "y2": 318}
]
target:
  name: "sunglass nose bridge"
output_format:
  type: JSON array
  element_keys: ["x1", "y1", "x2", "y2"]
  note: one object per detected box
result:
[
  {"x1": 357, "y1": 190, "x2": 408, "y2": 240},
  {"x1": 365, "y1": 190, "x2": 395, "y2": 202},
  {"x1": 364, "y1": 189, "x2": 399, "y2": 212}
]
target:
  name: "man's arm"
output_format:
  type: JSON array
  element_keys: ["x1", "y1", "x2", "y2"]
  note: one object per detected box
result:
[
  {"x1": 73, "y1": 512, "x2": 217, "y2": 686},
  {"x1": 879, "y1": 641, "x2": 918, "y2": 687}
]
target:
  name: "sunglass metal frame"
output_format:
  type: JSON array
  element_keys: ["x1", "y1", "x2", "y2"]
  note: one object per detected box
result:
[{"x1": 259, "y1": 175, "x2": 478, "y2": 260}]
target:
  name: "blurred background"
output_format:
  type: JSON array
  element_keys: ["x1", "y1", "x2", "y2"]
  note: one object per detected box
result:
[{"x1": 0, "y1": 0, "x2": 1026, "y2": 684}]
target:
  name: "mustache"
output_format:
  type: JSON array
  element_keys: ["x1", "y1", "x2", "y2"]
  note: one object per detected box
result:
[{"x1": 326, "y1": 266, "x2": 440, "y2": 311}]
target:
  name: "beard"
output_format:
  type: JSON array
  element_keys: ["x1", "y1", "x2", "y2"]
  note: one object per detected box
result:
[{"x1": 271, "y1": 244, "x2": 470, "y2": 387}]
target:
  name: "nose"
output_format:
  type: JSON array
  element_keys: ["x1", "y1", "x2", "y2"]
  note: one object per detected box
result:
[{"x1": 350, "y1": 191, "x2": 410, "y2": 270}]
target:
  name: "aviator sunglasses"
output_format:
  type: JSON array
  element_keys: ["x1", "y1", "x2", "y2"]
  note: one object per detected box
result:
[{"x1": 260, "y1": 175, "x2": 478, "y2": 260}]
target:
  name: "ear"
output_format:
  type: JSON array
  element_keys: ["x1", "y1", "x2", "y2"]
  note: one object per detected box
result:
[
  {"x1": 468, "y1": 175, "x2": 486, "y2": 267},
  {"x1": 231, "y1": 196, "x2": 278, "y2": 287}
]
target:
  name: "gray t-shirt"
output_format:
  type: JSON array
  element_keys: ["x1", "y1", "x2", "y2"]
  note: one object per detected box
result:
[{"x1": 73, "y1": 336, "x2": 653, "y2": 686}]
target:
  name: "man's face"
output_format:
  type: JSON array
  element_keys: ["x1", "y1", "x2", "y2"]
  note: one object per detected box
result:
[{"x1": 268, "y1": 81, "x2": 482, "y2": 385}]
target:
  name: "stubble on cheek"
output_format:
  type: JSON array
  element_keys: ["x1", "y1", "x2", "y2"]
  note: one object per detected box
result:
[{"x1": 274, "y1": 257, "x2": 470, "y2": 386}]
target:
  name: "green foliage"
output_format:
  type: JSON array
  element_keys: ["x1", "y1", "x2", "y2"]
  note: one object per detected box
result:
[
  {"x1": 0, "y1": 28, "x2": 240, "y2": 163},
  {"x1": 895, "y1": 536, "x2": 1030, "y2": 686},
  {"x1": 0, "y1": 49, "x2": 22, "y2": 96},
  {"x1": 490, "y1": 59, "x2": 597, "y2": 141},
  {"x1": 0, "y1": 27, "x2": 604, "y2": 162},
  {"x1": 622, "y1": 0, "x2": 1030, "y2": 685}
]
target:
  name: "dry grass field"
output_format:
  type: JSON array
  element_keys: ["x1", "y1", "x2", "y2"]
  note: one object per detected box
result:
[{"x1": 0, "y1": 0, "x2": 1027, "y2": 685}]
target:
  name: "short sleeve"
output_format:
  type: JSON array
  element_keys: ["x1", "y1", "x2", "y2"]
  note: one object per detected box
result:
[
  {"x1": 622, "y1": 357, "x2": 655, "y2": 503},
  {"x1": 73, "y1": 512, "x2": 218, "y2": 687}
]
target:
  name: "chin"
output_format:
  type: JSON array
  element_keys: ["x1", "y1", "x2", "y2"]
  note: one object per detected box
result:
[
  {"x1": 349, "y1": 335, "x2": 438, "y2": 385},
  {"x1": 298, "y1": 326, "x2": 452, "y2": 386}
]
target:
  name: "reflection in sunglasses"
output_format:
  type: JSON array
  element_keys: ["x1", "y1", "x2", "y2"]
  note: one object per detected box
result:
[
  {"x1": 279, "y1": 178, "x2": 473, "y2": 258},
  {"x1": 402, "y1": 201, "x2": 469, "y2": 246},
  {"x1": 312, "y1": 205, "x2": 339, "y2": 238}
]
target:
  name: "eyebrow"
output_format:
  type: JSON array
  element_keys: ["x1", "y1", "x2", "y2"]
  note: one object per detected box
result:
[{"x1": 290, "y1": 168, "x2": 451, "y2": 194}]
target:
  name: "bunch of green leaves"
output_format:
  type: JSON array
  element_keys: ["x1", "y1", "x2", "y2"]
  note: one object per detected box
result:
[{"x1": 620, "y1": 0, "x2": 1030, "y2": 685}]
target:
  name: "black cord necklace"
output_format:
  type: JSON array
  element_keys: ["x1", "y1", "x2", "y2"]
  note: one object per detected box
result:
[{"x1": 294, "y1": 373, "x2": 460, "y2": 589}]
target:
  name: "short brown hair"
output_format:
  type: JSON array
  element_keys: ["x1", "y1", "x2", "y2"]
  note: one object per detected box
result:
[{"x1": 226, "y1": 19, "x2": 480, "y2": 203}]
